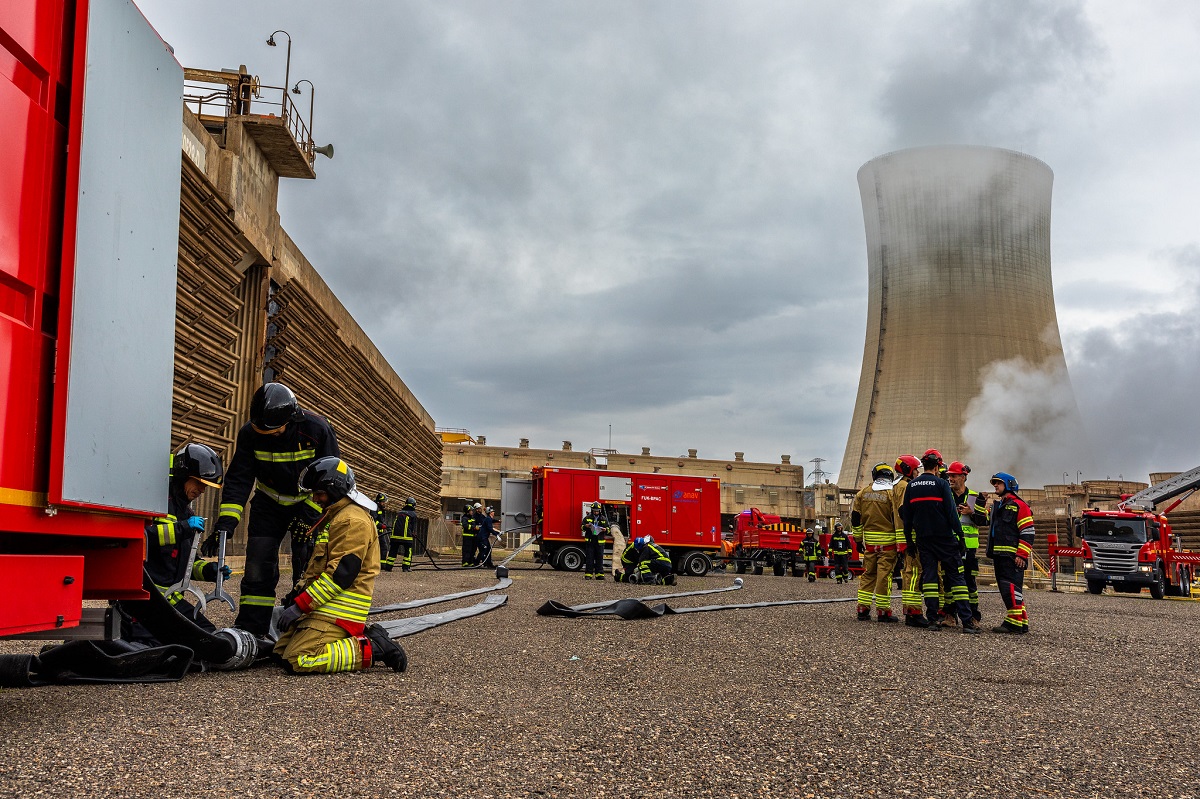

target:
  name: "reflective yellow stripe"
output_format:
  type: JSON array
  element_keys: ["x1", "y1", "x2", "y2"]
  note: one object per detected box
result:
[
  {"x1": 240, "y1": 594, "x2": 276, "y2": 607},
  {"x1": 219, "y1": 503, "x2": 244, "y2": 522},
  {"x1": 253, "y1": 448, "x2": 316, "y2": 463},
  {"x1": 307, "y1": 573, "x2": 342, "y2": 606},
  {"x1": 863, "y1": 530, "x2": 894, "y2": 546},
  {"x1": 316, "y1": 591, "x2": 372, "y2": 624}
]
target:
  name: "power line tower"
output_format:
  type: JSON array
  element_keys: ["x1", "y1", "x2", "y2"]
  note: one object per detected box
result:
[{"x1": 809, "y1": 457, "x2": 829, "y2": 486}]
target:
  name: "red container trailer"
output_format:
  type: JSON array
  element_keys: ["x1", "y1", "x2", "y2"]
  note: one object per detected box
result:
[
  {"x1": 502, "y1": 466, "x2": 721, "y2": 576},
  {"x1": 0, "y1": 0, "x2": 183, "y2": 638}
]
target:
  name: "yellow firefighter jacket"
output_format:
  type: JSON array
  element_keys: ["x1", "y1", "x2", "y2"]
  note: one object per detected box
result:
[{"x1": 291, "y1": 497, "x2": 380, "y2": 635}]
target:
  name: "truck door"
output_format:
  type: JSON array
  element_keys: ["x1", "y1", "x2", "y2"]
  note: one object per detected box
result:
[
  {"x1": 501, "y1": 479, "x2": 533, "y2": 540},
  {"x1": 632, "y1": 479, "x2": 670, "y2": 540},
  {"x1": 670, "y1": 480, "x2": 708, "y2": 544}
]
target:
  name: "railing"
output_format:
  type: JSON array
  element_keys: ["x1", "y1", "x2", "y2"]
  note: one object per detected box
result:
[{"x1": 183, "y1": 76, "x2": 313, "y2": 164}]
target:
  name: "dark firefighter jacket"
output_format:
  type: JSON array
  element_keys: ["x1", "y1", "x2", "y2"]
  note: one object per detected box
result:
[
  {"x1": 288, "y1": 497, "x2": 380, "y2": 635},
  {"x1": 803, "y1": 536, "x2": 819, "y2": 560},
  {"x1": 145, "y1": 478, "x2": 216, "y2": 597},
  {"x1": 829, "y1": 530, "x2": 852, "y2": 556},
  {"x1": 372, "y1": 506, "x2": 390, "y2": 538},
  {"x1": 986, "y1": 494, "x2": 1036, "y2": 563},
  {"x1": 902, "y1": 472, "x2": 964, "y2": 548},
  {"x1": 394, "y1": 509, "x2": 416, "y2": 541},
  {"x1": 216, "y1": 410, "x2": 339, "y2": 528},
  {"x1": 581, "y1": 513, "x2": 609, "y2": 542}
]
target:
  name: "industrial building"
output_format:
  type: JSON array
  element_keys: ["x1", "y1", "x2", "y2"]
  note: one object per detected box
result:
[{"x1": 840, "y1": 146, "x2": 1088, "y2": 489}]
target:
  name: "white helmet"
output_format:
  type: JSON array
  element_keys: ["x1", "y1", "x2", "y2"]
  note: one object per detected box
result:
[{"x1": 645, "y1": 536, "x2": 654, "y2": 545}]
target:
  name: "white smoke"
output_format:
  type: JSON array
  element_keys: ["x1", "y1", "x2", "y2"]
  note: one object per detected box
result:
[{"x1": 961, "y1": 356, "x2": 1094, "y2": 488}]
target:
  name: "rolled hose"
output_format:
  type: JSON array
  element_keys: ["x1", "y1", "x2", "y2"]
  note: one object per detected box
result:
[{"x1": 210, "y1": 627, "x2": 259, "y2": 671}]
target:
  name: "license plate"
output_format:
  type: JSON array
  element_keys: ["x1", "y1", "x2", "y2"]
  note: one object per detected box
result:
[{"x1": 1110, "y1": 575, "x2": 1124, "y2": 581}]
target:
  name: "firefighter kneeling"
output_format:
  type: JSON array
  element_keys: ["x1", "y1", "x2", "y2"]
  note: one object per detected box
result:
[
  {"x1": 615, "y1": 536, "x2": 675, "y2": 585},
  {"x1": 273, "y1": 457, "x2": 407, "y2": 673}
]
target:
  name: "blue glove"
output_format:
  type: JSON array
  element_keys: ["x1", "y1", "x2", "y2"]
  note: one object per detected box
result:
[
  {"x1": 276, "y1": 604, "x2": 304, "y2": 631},
  {"x1": 186, "y1": 516, "x2": 206, "y2": 532},
  {"x1": 219, "y1": 564, "x2": 232, "y2": 580}
]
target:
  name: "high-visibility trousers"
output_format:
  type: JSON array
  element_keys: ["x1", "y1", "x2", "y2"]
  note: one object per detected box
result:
[
  {"x1": 857, "y1": 547, "x2": 897, "y2": 611},
  {"x1": 274, "y1": 615, "x2": 366, "y2": 674}
]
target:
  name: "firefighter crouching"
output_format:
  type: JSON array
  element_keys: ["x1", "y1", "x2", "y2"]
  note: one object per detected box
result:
[
  {"x1": 274, "y1": 457, "x2": 407, "y2": 673},
  {"x1": 852, "y1": 462, "x2": 902, "y2": 623},
  {"x1": 828, "y1": 523, "x2": 852, "y2": 584},
  {"x1": 945, "y1": 462, "x2": 988, "y2": 621},
  {"x1": 383, "y1": 497, "x2": 417, "y2": 572},
  {"x1": 204, "y1": 383, "x2": 340, "y2": 637},
  {"x1": 143, "y1": 443, "x2": 229, "y2": 631},
  {"x1": 617, "y1": 536, "x2": 675, "y2": 585},
  {"x1": 987, "y1": 472, "x2": 1035, "y2": 634}
]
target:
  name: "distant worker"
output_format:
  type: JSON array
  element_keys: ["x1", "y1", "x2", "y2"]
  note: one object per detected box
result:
[
  {"x1": 204, "y1": 382, "x2": 340, "y2": 637},
  {"x1": 382, "y1": 497, "x2": 417, "y2": 572},
  {"x1": 372, "y1": 493, "x2": 391, "y2": 567},
  {"x1": 852, "y1": 462, "x2": 902, "y2": 623},
  {"x1": 274, "y1": 456, "x2": 407, "y2": 673},
  {"x1": 144, "y1": 443, "x2": 230, "y2": 630},
  {"x1": 987, "y1": 472, "x2": 1035, "y2": 634},
  {"x1": 893, "y1": 454, "x2": 926, "y2": 626},
  {"x1": 460, "y1": 503, "x2": 478, "y2": 567},
  {"x1": 946, "y1": 462, "x2": 989, "y2": 621},
  {"x1": 828, "y1": 522, "x2": 853, "y2": 584},
  {"x1": 473, "y1": 504, "x2": 496, "y2": 568},
  {"x1": 902, "y1": 450, "x2": 979, "y2": 633},
  {"x1": 802, "y1": 529, "x2": 819, "y2": 582},
  {"x1": 581, "y1": 502, "x2": 609, "y2": 580}
]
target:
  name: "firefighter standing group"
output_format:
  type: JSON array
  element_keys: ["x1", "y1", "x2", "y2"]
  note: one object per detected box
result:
[{"x1": 851, "y1": 449, "x2": 1034, "y2": 635}]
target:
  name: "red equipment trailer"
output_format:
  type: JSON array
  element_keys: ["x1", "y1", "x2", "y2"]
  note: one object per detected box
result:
[
  {"x1": 502, "y1": 467, "x2": 721, "y2": 576},
  {"x1": 0, "y1": 0, "x2": 183, "y2": 638},
  {"x1": 1049, "y1": 467, "x2": 1200, "y2": 599},
  {"x1": 731, "y1": 508, "x2": 863, "y2": 578}
]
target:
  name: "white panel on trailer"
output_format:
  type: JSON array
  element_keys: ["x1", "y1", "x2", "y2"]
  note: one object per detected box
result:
[
  {"x1": 59, "y1": 0, "x2": 182, "y2": 512},
  {"x1": 501, "y1": 479, "x2": 533, "y2": 532},
  {"x1": 598, "y1": 476, "x2": 632, "y2": 502}
]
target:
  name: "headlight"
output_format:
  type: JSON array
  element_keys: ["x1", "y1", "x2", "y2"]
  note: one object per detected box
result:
[
  {"x1": 1138, "y1": 565, "x2": 1153, "y2": 573},
  {"x1": 1083, "y1": 561, "x2": 1093, "y2": 570}
]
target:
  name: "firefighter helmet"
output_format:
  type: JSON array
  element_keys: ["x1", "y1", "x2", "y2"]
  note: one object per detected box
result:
[
  {"x1": 250, "y1": 382, "x2": 297, "y2": 432},
  {"x1": 922, "y1": 449, "x2": 944, "y2": 468},
  {"x1": 634, "y1": 537, "x2": 647, "y2": 549},
  {"x1": 947, "y1": 461, "x2": 970, "y2": 476},
  {"x1": 990, "y1": 472, "x2": 1019, "y2": 494},
  {"x1": 645, "y1": 536, "x2": 654, "y2": 545},
  {"x1": 894, "y1": 455, "x2": 920, "y2": 478},
  {"x1": 834, "y1": 522, "x2": 844, "y2": 531},
  {"x1": 172, "y1": 443, "x2": 224, "y2": 488},
  {"x1": 403, "y1": 497, "x2": 416, "y2": 510},
  {"x1": 299, "y1": 457, "x2": 374, "y2": 509},
  {"x1": 871, "y1": 462, "x2": 894, "y2": 481},
  {"x1": 375, "y1": 492, "x2": 389, "y2": 506}
]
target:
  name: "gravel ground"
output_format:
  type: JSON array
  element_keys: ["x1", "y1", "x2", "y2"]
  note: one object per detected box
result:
[{"x1": 1, "y1": 566, "x2": 1198, "y2": 798}]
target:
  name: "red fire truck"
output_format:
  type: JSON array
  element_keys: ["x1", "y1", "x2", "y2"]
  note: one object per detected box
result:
[
  {"x1": 1049, "y1": 466, "x2": 1200, "y2": 599},
  {"x1": 731, "y1": 508, "x2": 862, "y2": 577},
  {"x1": 502, "y1": 466, "x2": 721, "y2": 576},
  {"x1": 1, "y1": 0, "x2": 183, "y2": 638}
]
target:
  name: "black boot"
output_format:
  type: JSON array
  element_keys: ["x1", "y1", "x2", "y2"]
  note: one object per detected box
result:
[{"x1": 364, "y1": 624, "x2": 408, "y2": 672}]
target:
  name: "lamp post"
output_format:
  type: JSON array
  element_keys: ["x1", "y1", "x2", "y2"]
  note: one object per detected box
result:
[
  {"x1": 266, "y1": 30, "x2": 292, "y2": 119},
  {"x1": 1063, "y1": 471, "x2": 1069, "y2": 485},
  {"x1": 291, "y1": 79, "x2": 314, "y2": 155}
]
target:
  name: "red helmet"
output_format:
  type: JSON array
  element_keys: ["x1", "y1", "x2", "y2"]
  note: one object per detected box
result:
[
  {"x1": 921, "y1": 449, "x2": 944, "y2": 468},
  {"x1": 946, "y1": 461, "x2": 970, "y2": 476},
  {"x1": 894, "y1": 455, "x2": 920, "y2": 478}
]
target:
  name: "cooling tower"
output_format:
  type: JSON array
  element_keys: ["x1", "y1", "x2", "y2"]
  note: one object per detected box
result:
[{"x1": 838, "y1": 146, "x2": 1088, "y2": 489}]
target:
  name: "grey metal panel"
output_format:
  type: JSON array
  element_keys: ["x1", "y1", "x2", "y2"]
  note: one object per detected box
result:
[
  {"x1": 60, "y1": 0, "x2": 182, "y2": 512},
  {"x1": 501, "y1": 479, "x2": 533, "y2": 527}
]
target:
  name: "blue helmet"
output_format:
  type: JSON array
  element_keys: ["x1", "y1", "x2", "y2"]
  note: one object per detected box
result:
[
  {"x1": 990, "y1": 472, "x2": 1019, "y2": 494},
  {"x1": 634, "y1": 536, "x2": 647, "y2": 549}
]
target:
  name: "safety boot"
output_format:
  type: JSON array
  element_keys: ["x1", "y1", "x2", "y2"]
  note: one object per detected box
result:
[
  {"x1": 936, "y1": 613, "x2": 959, "y2": 629},
  {"x1": 991, "y1": 623, "x2": 1027, "y2": 635},
  {"x1": 962, "y1": 618, "x2": 982, "y2": 635},
  {"x1": 595, "y1": 573, "x2": 606, "y2": 581},
  {"x1": 904, "y1": 613, "x2": 930, "y2": 629},
  {"x1": 856, "y1": 606, "x2": 872, "y2": 622},
  {"x1": 363, "y1": 624, "x2": 408, "y2": 672},
  {"x1": 584, "y1": 573, "x2": 594, "y2": 580},
  {"x1": 876, "y1": 611, "x2": 899, "y2": 624}
]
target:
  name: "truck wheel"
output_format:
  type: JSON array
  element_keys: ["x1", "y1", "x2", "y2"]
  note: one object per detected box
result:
[
  {"x1": 1180, "y1": 569, "x2": 1192, "y2": 598},
  {"x1": 772, "y1": 560, "x2": 785, "y2": 577},
  {"x1": 677, "y1": 551, "x2": 711, "y2": 577},
  {"x1": 1150, "y1": 565, "x2": 1166, "y2": 600},
  {"x1": 752, "y1": 561, "x2": 764, "y2": 576},
  {"x1": 1086, "y1": 580, "x2": 1105, "y2": 595},
  {"x1": 735, "y1": 560, "x2": 748, "y2": 574},
  {"x1": 557, "y1": 545, "x2": 585, "y2": 572}
]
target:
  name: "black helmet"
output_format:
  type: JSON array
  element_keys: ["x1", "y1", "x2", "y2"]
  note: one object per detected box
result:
[
  {"x1": 375, "y1": 492, "x2": 389, "y2": 505},
  {"x1": 250, "y1": 382, "x2": 298, "y2": 431},
  {"x1": 172, "y1": 443, "x2": 224, "y2": 488},
  {"x1": 403, "y1": 497, "x2": 416, "y2": 510},
  {"x1": 299, "y1": 456, "x2": 374, "y2": 509}
]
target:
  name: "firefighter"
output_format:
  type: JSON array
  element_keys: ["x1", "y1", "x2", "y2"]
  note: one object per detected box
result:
[
  {"x1": 274, "y1": 456, "x2": 407, "y2": 673},
  {"x1": 461, "y1": 503, "x2": 478, "y2": 567},
  {"x1": 616, "y1": 536, "x2": 641, "y2": 582},
  {"x1": 373, "y1": 493, "x2": 391, "y2": 568},
  {"x1": 901, "y1": 450, "x2": 980, "y2": 633},
  {"x1": 803, "y1": 528, "x2": 820, "y2": 582},
  {"x1": 851, "y1": 462, "x2": 902, "y2": 623},
  {"x1": 893, "y1": 454, "x2": 927, "y2": 626},
  {"x1": 828, "y1": 522, "x2": 852, "y2": 584},
  {"x1": 144, "y1": 443, "x2": 230, "y2": 631},
  {"x1": 633, "y1": 536, "x2": 675, "y2": 585},
  {"x1": 987, "y1": 472, "x2": 1035, "y2": 634},
  {"x1": 581, "y1": 502, "x2": 609, "y2": 580},
  {"x1": 383, "y1": 497, "x2": 417, "y2": 572},
  {"x1": 945, "y1": 462, "x2": 989, "y2": 621},
  {"x1": 473, "y1": 503, "x2": 496, "y2": 568},
  {"x1": 203, "y1": 383, "x2": 340, "y2": 637}
]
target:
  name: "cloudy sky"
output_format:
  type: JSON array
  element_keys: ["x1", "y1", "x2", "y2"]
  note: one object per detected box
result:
[{"x1": 139, "y1": 1, "x2": 1200, "y2": 486}]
